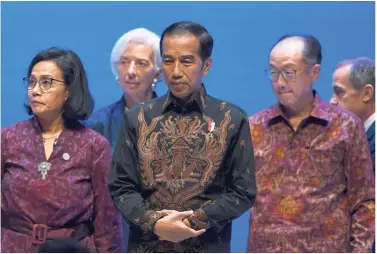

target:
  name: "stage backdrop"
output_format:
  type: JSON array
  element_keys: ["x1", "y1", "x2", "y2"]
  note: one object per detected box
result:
[{"x1": 1, "y1": 1, "x2": 375, "y2": 252}]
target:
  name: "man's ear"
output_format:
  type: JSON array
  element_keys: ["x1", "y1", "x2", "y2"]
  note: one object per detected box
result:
[
  {"x1": 202, "y1": 57, "x2": 212, "y2": 76},
  {"x1": 362, "y1": 84, "x2": 374, "y2": 103},
  {"x1": 311, "y1": 64, "x2": 321, "y2": 82}
]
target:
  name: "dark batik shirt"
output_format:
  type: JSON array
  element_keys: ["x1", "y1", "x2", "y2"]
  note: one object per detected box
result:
[
  {"x1": 109, "y1": 85, "x2": 257, "y2": 253},
  {"x1": 247, "y1": 92, "x2": 375, "y2": 253},
  {"x1": 1, "y1": 117, "x2": 123, "y2": 253}
]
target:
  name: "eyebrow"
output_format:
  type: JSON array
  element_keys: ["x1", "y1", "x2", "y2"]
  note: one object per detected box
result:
[
  {"x1": 120, "y1": 56, "x2": 150, "y2": 62},
  {"x1": 162, "y1": 54, "x2": 196, "y2": 59},
  {"x1": 162, "y1": 54, "x2": 173, "y2": 59},
  {"x1": 270, "y1": 63, "x2": 296, "y2": 69},
  {"x1": 180, "y1": 55, "x2": 195, "y2": 60},
  {"x1": 30, "y1": 74, "x2": 54, "y2": 79},
  {"x1": 333, "y1": 83, "x2": 345, "y2": 90}
]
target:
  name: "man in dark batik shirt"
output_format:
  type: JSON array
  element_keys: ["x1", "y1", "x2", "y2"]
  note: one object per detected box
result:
[
  {"x1": 84, "y1": 28, "x2": 162, "y2": 251},
  {"x1": 109, "y1": 21, "x2": 257, "y2": 253}
]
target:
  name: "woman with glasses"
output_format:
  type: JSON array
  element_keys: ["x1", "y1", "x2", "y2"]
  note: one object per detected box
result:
[{"x1": 1, "y1": 48, "x2": 123, "y2": 252}]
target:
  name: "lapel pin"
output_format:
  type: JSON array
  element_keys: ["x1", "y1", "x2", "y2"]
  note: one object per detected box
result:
[{"x1": 62, "y1": 153, "x2": 70, "y2": 161}]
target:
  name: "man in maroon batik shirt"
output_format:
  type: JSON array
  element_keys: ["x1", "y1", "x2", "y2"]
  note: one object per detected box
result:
[{"x1": 247, "y1": 35, "x2": 375, "y2": 252}]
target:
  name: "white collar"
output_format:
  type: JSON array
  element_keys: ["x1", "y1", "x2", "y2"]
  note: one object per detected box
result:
[{"x1": 364, "y1": 112, "x2": 376, "y2": 133}]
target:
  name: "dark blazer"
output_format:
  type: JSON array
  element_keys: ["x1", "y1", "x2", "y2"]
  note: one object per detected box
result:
[{"x1": 366, "y1": 121, "x2": 375, "y2": 174}]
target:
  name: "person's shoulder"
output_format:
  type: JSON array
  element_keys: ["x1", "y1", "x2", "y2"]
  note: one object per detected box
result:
[
  {"x1": 2, "y1": 118, "x2": 32, "y2": 137},
  {"x1": 71, "y1": 126, "x2": 111, "y2": 167},
  {"x1": 125, "y1": 95, "x2": 165, "y2": 117},
  {"x1": 75, "y1": 124, "x2": 110, "y2": 149},
  {"x1": 322, "y1": 100, "x2": 362, "y2": 128},
  {"x1": 248, "y1": 105, "x2": 276, "y2": 125},
  {"x1": 82, "y1": 100, "x2": 124, "y2": 134},
  {"x1": 206, "y1": 95, "x2": 249, "y2": 120},
  {"x1": 87, "y1": 100, "x2": 121, "y2": 123}
]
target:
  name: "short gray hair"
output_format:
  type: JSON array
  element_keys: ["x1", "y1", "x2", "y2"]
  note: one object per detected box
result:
[
  {"x1": 110, "y1": 28, "x2": 162, "y2": 78},
  {"x1": 335, "y1": 57, "x2": 375, "y2": 90}
]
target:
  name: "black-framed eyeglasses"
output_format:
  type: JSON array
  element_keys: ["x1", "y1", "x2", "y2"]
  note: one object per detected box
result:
[
  {"x1": 265, "y1": 69, "x2": 299, "y2": 82},
  {"x1": 23, "y1": 76, "x2": 65, "y2": 91}
]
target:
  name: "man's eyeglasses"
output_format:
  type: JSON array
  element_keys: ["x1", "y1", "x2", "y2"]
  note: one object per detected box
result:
[
  {"x1": 23, "y1": 77, "x2": 65, "y2": 91},
  {"x1": 265, "y1": 69, "x2": 299, "y2": 81}
]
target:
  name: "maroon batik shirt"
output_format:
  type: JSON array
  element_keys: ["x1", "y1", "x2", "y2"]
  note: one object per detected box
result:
[
  {"x1": 248, "y1": 92, "x2": 375, "y2": 253},
  {"x1": 1, "y1": 117, "x2": 123, "y2": 252}
]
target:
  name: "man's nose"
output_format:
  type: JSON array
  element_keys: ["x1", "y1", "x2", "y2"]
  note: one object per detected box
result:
[{"x1": 329, "y1": 95, "x2": 338, "y2": 105}]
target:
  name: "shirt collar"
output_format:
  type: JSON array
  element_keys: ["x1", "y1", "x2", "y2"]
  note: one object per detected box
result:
[
  {"x1": 31, "y1": 116, "x2": 43, "y2": 135},
  {"x1": 123, "y1": 91, "x2": 158, "y2": 111},
  {"x1": 30, "y1": 115, "x2": 75, "y2": 138},
  {"x1": 268, "y1": 90, "x2": 331, "y2": 126},
  {"x1": 161, "y1": 84, "x2": 208, "y2": 114},
  {"x1": 364, "y1": 112, "x2": 376, "y2": 133}
]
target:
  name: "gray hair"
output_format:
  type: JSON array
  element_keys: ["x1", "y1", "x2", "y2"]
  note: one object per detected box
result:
[
  {"x1": 335, "y1": 57, "x2": 375, "y2": 90},
  {"x1": 110, "y1": 28, "x2": 162, "y2": 79}
]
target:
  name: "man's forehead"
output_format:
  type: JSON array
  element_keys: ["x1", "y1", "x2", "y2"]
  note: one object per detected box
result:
[
  {"x1": 269, "y1": 54, "x2": 303, "y2": 67},
  {"x1": 164, "y1": 33, "x2": 198, "y2": 42},
  {"x1": 162, "y1": 34, "x2": 200, "y2": 51},
  {"x1": 273, "y1": 37, "x2": 304, "y2": 52},
  {"x1": 333, "y1": 81, "x2": 359, "y2": 94},
  {"x1": 162, "y1": 51, "x2": 200, "y2": 59},
  {"x1": 332, "y1": 66, "x2": 352, "y2": 86},
  {"x1": 270, "y1": 38, "x2": 305, "y2": 62},
  {"x1": 163, "y1": 52, "x2": 196, "y2": 58},
  {"x1": 332, "y1": 76, "x2": 354, "y2": 91},
  {"x1": 334, "y1": 64, "x2": 352, "y2": 76}
]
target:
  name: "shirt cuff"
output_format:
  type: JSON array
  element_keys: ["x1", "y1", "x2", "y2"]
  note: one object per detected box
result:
[
  {"x1": 187, "y1": 209, "x2": 210, "y2": 230},
  {"x1": 138, "y1": 210, "x2": 164, "y2": 233}
]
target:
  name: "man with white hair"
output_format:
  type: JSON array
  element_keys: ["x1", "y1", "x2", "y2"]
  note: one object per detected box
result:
[{"x1": 84, "y1": 27, "x2": 162, "y2": 250}]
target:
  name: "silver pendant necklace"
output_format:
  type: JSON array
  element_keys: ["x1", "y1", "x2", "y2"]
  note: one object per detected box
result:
[
  {"x1": 37, "y1": 137, "x2": 58, "y2": 180},
  {"x1": 37, "y1": 161, "x2": 52, "y2": 180}
]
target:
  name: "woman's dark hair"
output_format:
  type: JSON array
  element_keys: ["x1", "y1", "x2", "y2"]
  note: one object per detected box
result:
[{"x1": 25, "y1": 47, "x2": 94, "y2": 128}]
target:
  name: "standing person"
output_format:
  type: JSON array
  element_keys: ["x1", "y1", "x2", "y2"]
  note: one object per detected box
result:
[
  {"x1": 109, "y1": 21, "x2": 257, "y2": 252},
  {"x1": 330, "y1": 57, "x2": 375, "y2": 173},
  {"x1": 1, "y1": 48, "x2": 123, "y2": 252},
  {"x1": 247, "y1": 35, "x2": 375, "y2": 252},
  {"x1": 84, "y1": 28, "x2": 162, "y2": 249},
  {"x1": 84, "y1": 28, "x2": 161, "y2": 153}
]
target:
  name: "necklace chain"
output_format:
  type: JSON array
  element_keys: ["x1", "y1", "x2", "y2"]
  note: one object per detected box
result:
[{"x1": 42, "y1": 133, "x2": 61, "y2": 142}]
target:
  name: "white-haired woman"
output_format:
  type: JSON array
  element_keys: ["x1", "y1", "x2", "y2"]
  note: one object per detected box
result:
[{"x1": 84, "y1": 28, "x2": 162, "y2": 250}]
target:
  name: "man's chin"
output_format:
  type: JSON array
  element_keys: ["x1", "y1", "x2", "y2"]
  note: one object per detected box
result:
[
  {"x1": 278, "y1": 98, "x2": 297, "y2": 108},
  {"x1": 170, "y1": 90, "x2": 190, "y2": 100}
]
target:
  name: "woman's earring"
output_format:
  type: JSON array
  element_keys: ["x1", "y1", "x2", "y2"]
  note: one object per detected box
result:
[
  {"x1": 151, "y1": 78, "x2": 157, "y2": 89},
  {"x1": 116, "y1": 76, "x2": 120, "y2": 84}
]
